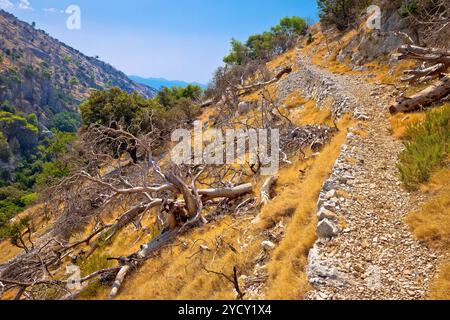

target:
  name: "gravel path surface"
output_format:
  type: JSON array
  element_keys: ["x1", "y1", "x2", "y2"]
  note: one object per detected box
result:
[{"x1": 277, "y1": 51, "x2": 441, "y2": 300}]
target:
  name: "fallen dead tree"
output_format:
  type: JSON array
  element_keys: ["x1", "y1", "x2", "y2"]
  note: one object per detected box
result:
[
  {"x1": 236, "y1": 66, "x2": 292, "y2": 96},
  {"x1": 390, "y1": 45, "x2": 450, "y2": 114},
  {"x1": 259, "y1": 176, "x2": 278, "y2": 207},
  {"x1": 200, "y1": 65, "x2": 292, "y2": 109},
  {"x1": 0, "y1": 126, "x2": 254, "y2": 300},
  {"x1": 0, "y1": 86, "x2": 339, "y2": 299}
]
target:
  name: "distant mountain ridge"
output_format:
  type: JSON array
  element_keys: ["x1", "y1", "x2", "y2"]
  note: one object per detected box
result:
[
  {"x1": 129, "y1": 76, "x2": 207, "y2": 90},
  {"x1": 0, "y1": 9, "x2": 157, "y2": 126}
]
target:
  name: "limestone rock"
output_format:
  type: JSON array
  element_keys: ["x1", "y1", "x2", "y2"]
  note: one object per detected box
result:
[
  {"x1": 261, "y1": 240, "x2": 276, "y2": 250},
  {"x1": 317, "y1": 207, "x2": 338, "y2": 222},
  {"x1": 317, "y1": 219, "x2": 339, "y2": 239}
]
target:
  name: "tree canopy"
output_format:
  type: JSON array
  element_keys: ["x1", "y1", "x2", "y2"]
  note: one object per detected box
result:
[{"x1": 223, "y1": 16, "x2": 308, "y2": 65}]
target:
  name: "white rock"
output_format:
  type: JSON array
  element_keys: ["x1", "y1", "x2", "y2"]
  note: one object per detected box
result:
[
  {"x1": 323, "y1": 201, "x2": 337, "y2": 211},
  {"x1": 325, "y1": 189, "x2": 337, "y2": 200},
  {"x1": 261, "y1": 240, "x2": 276, "y2": 250}
]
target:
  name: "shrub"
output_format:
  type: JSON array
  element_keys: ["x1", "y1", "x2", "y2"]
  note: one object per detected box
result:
[
  {"x1": 0, "y1": 101, "x2": 16, "y2": 114},
  {"x1": 223, "y1": 39, "x2": 249, "y2": 65},
  {"x1": 21, "y1": 192, "x2": 37, "y2": 206},
  {"x1": 50, "y1": 112, "x2": 81, "y2": 132},
  {"x1": 0, "y1": 132, "x2": 11, "y2": 162},
  {"x1": 80, "y1": 87, "x2": 163, "y2": 135},
  {"x1": 78, "y1": 253, "x2": 113, "y2": 299},
  {"x1": 0, "y1": 217, "x2": 32, "y2": 252},
  {"x1": 81, "y1": 87, "x2": 201, "y2": 136},
  {"x1": 398, "y1": 104, "x2": 450, "y2": 190},
  {"x1": 64, "y1": 56, "x2": 73, "y2": 64},
  {"x1": 223, "y1": 16, "x2": 307, "y2": 64},
  {"x1": 69, "y1": 76, "x2": 78, "y2": 86},
  {"x1": 398, "y1": 0, "x2": 419, "y2": 17},
  {"x1": 0, "y1": 111, "x2": 39, "y2": 155},
  {"x1": 317, "y1": 0, "x2": 371, "y2": 30}
]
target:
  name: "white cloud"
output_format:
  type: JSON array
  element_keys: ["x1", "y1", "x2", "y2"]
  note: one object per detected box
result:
[
  {"x1": 18, "y1": 0, "x2": 32, "y2": 10},
  {"x1": 42, "y1": 7, "x2": 56, "y2": 13},
  {"x1": 0, "y1": 0, "x2": 14, "y2": 10}
]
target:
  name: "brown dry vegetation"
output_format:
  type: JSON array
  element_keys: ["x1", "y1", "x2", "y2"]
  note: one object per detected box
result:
[
  {"x1": 302, "y1": 24, "x2": 417, "y2": 86},
  {"x1": 69, "y1": 74, "x2": 351, "y2": 299},
  {"x1": 95, "y1": 115, "x2": 352, "y2": 300},
  {"x1": 280, "y1": 91, "x2": 334, "y2": 127},
  {"x1": 390, "y1": 112, "x2": 426, "y2": 140},
  {"x1": 406, "y1": 169, "x2": 450, "y2": 300},
  {"x1": 263, "y1": 115, "x2": 352, "y2": 299}
]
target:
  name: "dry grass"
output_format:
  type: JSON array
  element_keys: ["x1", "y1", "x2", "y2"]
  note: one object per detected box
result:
[
  {"x1": 282, "y1": 91, "x2": 308, "y2": 109},
  {"x1": 405, "y1": 169, "x2": 450, "y2": 300},
  {"x1": 302, "y1": 23, "x2": 418, "y2": 87},
  {"x1": 266, "y1": 48, "x2": 298, "y2": 72},
  {"x1": 0, "y1": 204, "x2": 51, "y2": 265},
  {"x1": 90, "y1": 115, "x2": 353, "y2": 300},
  {"x1": 287, "y1": 97, "x2": 333, "y2": 127},
  {"x1": 406, "y1": 169, "x2": 450, "y2": 251},
  {"x1": 429, "y1": 263, "x2": 450, "y2": 300},
  {"x1": 390, "y1": 112, "x2": 426, "y2": 140},
  {"x1": 241, "y1": 90, "x2": 262, "y2": 103},
  {"x1": 0, "y1": 240, "x2": 22, "y2": 264},
  {"x1": 263, "y1": 115, "x2": 352, "y2": 299},
  {"x1": 362, "y1": 60, "x2": 415, "y2": 85},
  {"x1": 304, "y1": 29, "x2": 356, "y2": 75},
  {"x1": 113, "y1": 215, "x2": 262, "y2": 300}
]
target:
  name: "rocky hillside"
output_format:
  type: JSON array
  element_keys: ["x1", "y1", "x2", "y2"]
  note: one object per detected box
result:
[{"x1": 0, "y1": 10, "x2": 156, "y2": 127}]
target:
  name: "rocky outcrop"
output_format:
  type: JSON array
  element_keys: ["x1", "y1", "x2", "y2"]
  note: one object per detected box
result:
[{"x1": 335, "y1": 2, "x2": 415, "y2": 69}]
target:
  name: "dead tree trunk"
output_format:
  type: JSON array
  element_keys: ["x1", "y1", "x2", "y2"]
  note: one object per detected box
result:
[
  {"x1": 390, "y1": 75, "x2": 450, "y2": 114},
  {"x1": 390, "y1": 45, "x2": 450, "y2": 114},
  {"x1": 237, "y1": 66, "x2": 292, "y2": 96},
  {"x1": 259, "y1": 176, "x2": 278, "y2": 207}
]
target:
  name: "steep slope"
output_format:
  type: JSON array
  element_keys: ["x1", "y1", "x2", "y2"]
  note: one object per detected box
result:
[
  {"x1": 0, "y1": 10, "x2": 156, "y2": 126},
  {"x1": 0, "y1": 5, "x2": 448, "y2": 300}
]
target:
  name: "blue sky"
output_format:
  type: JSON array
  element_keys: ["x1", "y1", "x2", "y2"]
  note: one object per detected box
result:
[{"x1": 1, "y1": 0, "x2": 319, "y2": 83}]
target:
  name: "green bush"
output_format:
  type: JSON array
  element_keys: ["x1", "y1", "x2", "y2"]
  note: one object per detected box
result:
[
  {"x1": 50, "y1": 112, "x2": 81, "y2": 132},
  {"x1": 0, "y1": 101, "x2": 16, "y2": 114},
  {"x1": 224, "y1": 38, "x2": 249, "y2": 65},
  {"x1": 81, "y1": 86, "x2": 201, "y2": 136},
  {"x1": 223, "y1": 16, "x2": 307, "y2": 64},
  {"x1": 69, "y1": 76, "x2": 78, "y2": 86},
  {"x1": 35, "y1": 161, "x2": 72, "y2": 187},
  {"x1": 21, "y1": 192, "x2": 37, "y2": 206},
  {"x1": 398, "y1": 0, "x2": 419, "y2": 17},
  {"x1": 64, "y1": 56, "x2": 73, "y2": 64},
  {"x1": 0, "y1": 132, "x2": 11, "y2": 162},
  {"x1": 0, "y1": 111, "x2": 39, "y2": 155},
  {"x1": 317, "y1": 0, "x2": 371, "y2": 30},
  {"x1": 78, "y1": 253, "x2": 113, "y2": 299},
  {"x1": 398, "y1": 104, "x2": 450, "y2": 190},
  {"x1": 0, "y1": 217, "x2": 32, "y2": 252}
]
